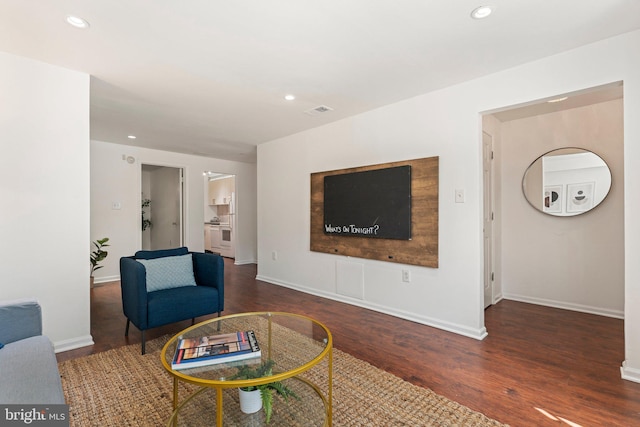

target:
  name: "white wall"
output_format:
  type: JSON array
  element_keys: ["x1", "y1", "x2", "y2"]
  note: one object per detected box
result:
[
  {"x1": 258, "y1": 85, "x2": 491, "y2": 340},
  {"x1": 256, "y1": 30, "x2": 640, "y2": 381},
  {"x1": 0, "y1": 52, "x2": 93, "y2": 351},
  {"x1": 90, "y1": 140, "x2": 257, "y2": 283},
  {"x1": 498, "y1": 100, "x2": 624, "y2": 317}
]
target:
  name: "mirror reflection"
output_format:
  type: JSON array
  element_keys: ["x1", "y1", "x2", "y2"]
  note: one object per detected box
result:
[{"x1": 522, "y1": 148, "x2": 611, "y2": 216}]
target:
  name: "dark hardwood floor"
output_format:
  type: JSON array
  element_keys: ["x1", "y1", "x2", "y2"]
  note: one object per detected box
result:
[{"x1": 58, "y1": 258, "x2": 640, "y2": 426}]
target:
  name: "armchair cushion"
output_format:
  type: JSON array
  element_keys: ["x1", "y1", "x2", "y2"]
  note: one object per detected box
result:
[
  {"x1": 137, "y1": 254, "x2": 197, "y2": 292},
  {"x1": 147, "y1": 285, "x2": 221, "y2": 328},
  {"x1": 0, "y1": 335, "x2": 65, "y2": 404}
]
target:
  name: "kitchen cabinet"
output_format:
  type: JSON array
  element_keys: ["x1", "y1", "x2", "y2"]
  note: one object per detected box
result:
[
  {"x1": 204, "y1": 226, "x2": 212, "y2": 252},
  {"x1": 207, "y1": 225, "x2": 222, "y2": 251},
  {"x1": 208, "y1": 177, "x2": 234, "y2": 205},
  {"x1": 205, "y1": 223, "x2": 233, "y2": 257},
  {"x1": 208, "y1": 180, "x2": 222, "y2": 205}
]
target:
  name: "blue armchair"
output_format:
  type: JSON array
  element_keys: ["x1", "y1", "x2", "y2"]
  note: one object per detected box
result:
[{"x1": 120, "y1": 247, "x2": 224, "y2": 354}]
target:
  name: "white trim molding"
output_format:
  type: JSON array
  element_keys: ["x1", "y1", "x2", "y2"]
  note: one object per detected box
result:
[
  {"x1": 503, "y1": 293, "x2": 624, "y2": 319},
  {"x1": 93, "y1": 274, "x2": 120, "y2": 285},
  {"x1": 234, "y1": 259, "x2": 257, "y2": 266},
  {"x1": 621, "y1": 361, "x2": 640, "y2": 383},
  {"x1": 256, "y1": 274, "x2": 488, "y2": 341},
  {"x1": 53, "y1": 334, "x2": 94, "y2": 353}
]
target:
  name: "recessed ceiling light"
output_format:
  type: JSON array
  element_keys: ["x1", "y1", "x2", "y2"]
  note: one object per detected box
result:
[
  {"x1": 471, "y1": 6, "x2": 493, "y2": 19},
  {"x1": 284, "y1": 94, "x2": 296, "y2": 101},
  {"x1": 547, "y1": 97, "x2": 569, "y2": 103},
  {"x1": 66, "y1": 15, "x2": 90, "y2": 29},
  {"x1": 127, "y1": 135, "x2": 137, "y2": 139}
]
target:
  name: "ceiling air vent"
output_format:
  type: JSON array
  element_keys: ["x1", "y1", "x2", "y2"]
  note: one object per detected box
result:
[{"x1": 304, "y1": 105, "x2": 334, "y2": 116}]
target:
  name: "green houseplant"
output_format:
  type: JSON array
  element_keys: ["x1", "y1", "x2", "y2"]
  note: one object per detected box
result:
[
  {"x1": 141, "y1": 199, "x2": 152, "y2": 231},
  {"x1": 90, "y1": 238, "x2": 110, "y2": 286},
  {"x1": 231, "y1": 359, "x2": 299, "y2": 423}
]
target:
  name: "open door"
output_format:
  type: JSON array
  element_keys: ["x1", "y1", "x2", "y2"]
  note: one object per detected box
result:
[
  {"x1": 141, "y1": 165, "x2": 184, "y2": 250},
  {"x1": 483, "y1": 132, "x2": 494, "y2": 309}
]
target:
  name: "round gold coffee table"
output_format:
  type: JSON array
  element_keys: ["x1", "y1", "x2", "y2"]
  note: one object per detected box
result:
[{"x1": 160, "y1": 312, "x2": 333, "y2": 426}]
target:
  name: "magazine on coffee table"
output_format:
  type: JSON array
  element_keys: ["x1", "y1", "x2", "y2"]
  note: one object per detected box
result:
[{"x1": 171, "y1": 330, "x2": 261, "y2": 370}]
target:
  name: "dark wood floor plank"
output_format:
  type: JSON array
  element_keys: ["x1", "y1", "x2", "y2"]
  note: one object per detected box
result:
[{"x1": 57, "y1": 258, "x2": 640, "y2": 426}]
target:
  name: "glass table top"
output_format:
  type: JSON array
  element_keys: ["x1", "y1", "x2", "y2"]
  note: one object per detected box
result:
[{"x1": 161, "y1": 312, "x2": 332, "y2": 387}]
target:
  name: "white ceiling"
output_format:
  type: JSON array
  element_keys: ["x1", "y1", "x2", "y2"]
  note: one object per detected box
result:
[{"x1": 1, "y1": 1, "x2": 639, "y2": 163}]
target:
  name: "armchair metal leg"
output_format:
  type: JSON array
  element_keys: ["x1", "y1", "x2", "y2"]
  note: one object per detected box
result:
[
  {"x1": 217, "y1": 311, "x2": 222, "y2": 331},
  {"x1": 125, "y1": 320, "x2": 146, "y2": 355},
  {"x1": 191, "y1": 318, "x2": 196, "y2": 325}
]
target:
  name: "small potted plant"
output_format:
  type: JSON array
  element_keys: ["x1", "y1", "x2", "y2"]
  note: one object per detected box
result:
[
  {"x1": 90, "y1": 237, "x2": 110, "y2": 287},
  {"x1": 231, "y1": 359, "x2": 299, "y2": 423},
  {"x1": 141, "y1": 199, "x2": 152, "y2": 231}
]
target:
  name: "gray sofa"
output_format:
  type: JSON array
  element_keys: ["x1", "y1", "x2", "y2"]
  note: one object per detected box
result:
[{"x1": 0, "y1": 298, "x2": 65, "y2": 404}]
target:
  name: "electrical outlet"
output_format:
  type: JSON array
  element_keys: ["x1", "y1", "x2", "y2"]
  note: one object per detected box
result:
[{"x1": 402, "y1": 270, "x2": 411, "y2": 283}]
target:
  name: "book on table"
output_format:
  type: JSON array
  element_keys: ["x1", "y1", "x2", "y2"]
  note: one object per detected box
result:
[{"x1": 171, "y1": 330, "x2": 261, "y2": 370}]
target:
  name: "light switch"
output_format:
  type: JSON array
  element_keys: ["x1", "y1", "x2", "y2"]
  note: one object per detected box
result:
[{"x1": 455, "y1": 189, "x2": 465, "y2": 203}]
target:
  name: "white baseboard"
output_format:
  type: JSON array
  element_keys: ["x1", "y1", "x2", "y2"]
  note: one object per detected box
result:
[
  {"x1": 234, "y1": 259, "x2": 257, "y2": 266},
  {"x1": 53, "y1": 335, "x2": 94, "y2": 353},
  {"x1": 502, "y1": 293, "x2": 624, "y2": 319},
  {"x1": 621, "y1": 361, "x2": 640, "y2": 383},
  {"x1": 256, "y1": 274, "x2": 488, "y2": 341},
  {"x1": 93, "y1": 274, "x2": 119, "y2": 285}
]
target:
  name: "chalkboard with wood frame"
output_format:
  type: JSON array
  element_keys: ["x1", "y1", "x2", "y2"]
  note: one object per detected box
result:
[{"x1": 310, "y1": 156, "x2": 439, "y2": 267}]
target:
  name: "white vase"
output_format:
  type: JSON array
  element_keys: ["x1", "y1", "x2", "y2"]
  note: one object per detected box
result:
[{"x1": 238, "y1": 388, "x2": 262, "y2": 414}]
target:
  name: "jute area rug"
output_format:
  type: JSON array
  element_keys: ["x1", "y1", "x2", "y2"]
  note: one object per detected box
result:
[{"x1": 58, "y1": 336, "x2": 507, "y2": 426}]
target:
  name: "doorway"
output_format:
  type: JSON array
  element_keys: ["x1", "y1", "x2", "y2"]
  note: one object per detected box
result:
[
  {"x1": 482, "y1": 82, "x2": 624, "y2": 319},
  {"x1": 141, "y1": 165, "x2": 184, "y2": 250},
  {"x1": 204, "y1": 172, "x2": 236, "y2": 258}
]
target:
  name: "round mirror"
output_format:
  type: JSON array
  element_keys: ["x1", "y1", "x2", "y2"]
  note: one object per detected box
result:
[{"x1": 522, "y1": 148, "x2": 611, "y2": 216}]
